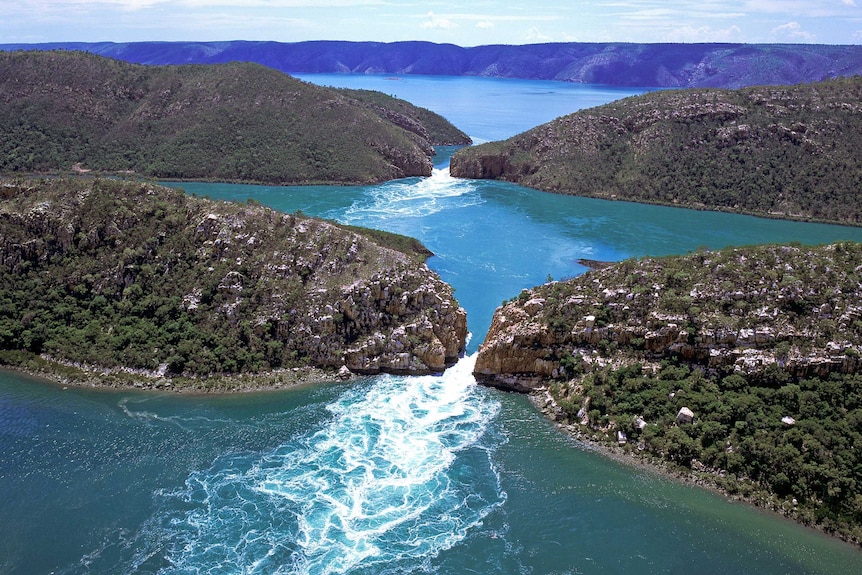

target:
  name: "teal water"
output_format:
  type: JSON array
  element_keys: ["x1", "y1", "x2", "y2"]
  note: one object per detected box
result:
[{"x1": 3, "y1": 76, "x2": 862, "y2": 574}]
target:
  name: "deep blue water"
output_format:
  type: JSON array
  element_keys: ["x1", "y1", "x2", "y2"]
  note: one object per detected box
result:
[{"x1": 3, "y1": 74, "x2": 862, "y2": 574}]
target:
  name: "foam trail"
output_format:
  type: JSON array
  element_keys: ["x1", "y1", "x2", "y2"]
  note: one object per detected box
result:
[
  {"x1": 117, "y1": 397, "x2": 234, "y2": 430},
  {"x1": 147, "y1": 355, "x2": 504, "y2": 575}
]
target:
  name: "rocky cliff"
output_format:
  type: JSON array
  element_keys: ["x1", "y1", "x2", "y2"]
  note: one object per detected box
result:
[
  {"x1": 474, "y1": 243, "x2": 862, "y2": 391},
  {"x1": 0, "y1": 178, "x2": 467, "y2": 384},
  {"x1": 475, "y1": 243, "x2": 862, "y2": 543}
]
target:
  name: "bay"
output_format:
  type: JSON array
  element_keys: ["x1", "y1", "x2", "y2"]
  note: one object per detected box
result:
[{"x1": 3, "y1": 75, "x2": 862, "y2": 574}]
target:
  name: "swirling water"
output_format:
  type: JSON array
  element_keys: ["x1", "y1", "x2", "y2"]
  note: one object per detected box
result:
[{"x1": 4, "y1": 75, "x2": 862, "y2": 574}]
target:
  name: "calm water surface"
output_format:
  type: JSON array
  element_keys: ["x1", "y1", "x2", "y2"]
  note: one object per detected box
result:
[{"x1": 3, "y1": 75, "x2": 862, "y2": 574}]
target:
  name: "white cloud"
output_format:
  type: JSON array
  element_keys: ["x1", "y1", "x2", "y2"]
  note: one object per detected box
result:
[
  {"x1": 664, "y1": 24, "x2": 744, "y2": 42},
  {"x1": 525, "y1": 26, "x2": 551, "y2": 42},
  {"x1": 771, "y1": 21, "x2": 816, "y2": 42},
  {"x1": 476, "y1": 20, "x2": 494, "y2": 29},
  {"x1": 421, "y1": 10, "x2": 457, "y2": 30}
]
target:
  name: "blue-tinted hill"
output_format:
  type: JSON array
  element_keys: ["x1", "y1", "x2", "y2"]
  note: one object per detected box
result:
[{"x1": 2, "y1": 41, "x2": 861, "y2": 88}]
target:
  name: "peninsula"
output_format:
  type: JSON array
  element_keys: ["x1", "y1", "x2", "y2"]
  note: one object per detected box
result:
[
  {"x1": 0, "y1": 177, "x2": 468, "y2": 389},
  {"x1": 474, "y1": 242, "x2": 862, "y2": 542}
]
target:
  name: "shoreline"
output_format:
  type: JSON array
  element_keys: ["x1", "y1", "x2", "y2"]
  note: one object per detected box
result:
[
  {"x1": 527, "y1": 387, "x2": 862, "y2": 549},
  {"x1": 0, "y1": 354, "x2": 350, "y2": 395}
]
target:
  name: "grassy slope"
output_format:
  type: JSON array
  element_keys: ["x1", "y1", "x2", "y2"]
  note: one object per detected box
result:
[
  {"x1": 0, "y1": 50, "x2": 467, "y2": 184},
  {"x1": 451, "y1": 76, "x2": 862, "y2": 225}
]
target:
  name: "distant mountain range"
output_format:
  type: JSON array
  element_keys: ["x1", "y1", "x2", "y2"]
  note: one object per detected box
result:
[{"x1": 2, "y1": 41, "x2": 861, "y2": 89}]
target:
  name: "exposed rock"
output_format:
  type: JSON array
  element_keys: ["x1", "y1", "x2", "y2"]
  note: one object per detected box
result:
[
  {"x1": 474, "y1": 243, "x2": 862, "y2": 391},
  {"x1": 676, "y1": 407, "x2": 695, "y2": 424}
]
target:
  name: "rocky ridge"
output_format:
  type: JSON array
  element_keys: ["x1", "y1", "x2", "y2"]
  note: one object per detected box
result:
[
  {"x1": 474, "y1": 243, "x2": 862, "y2": 391},
  {"x1": 0, "y1": 50, "x2": 469, "y2": 184},
  {"x1": 0, "y1": 178, "x2": 467, "y2": 385},
  {"x1": 473, "y1": 242, "x2": 862, "y2": 543}
]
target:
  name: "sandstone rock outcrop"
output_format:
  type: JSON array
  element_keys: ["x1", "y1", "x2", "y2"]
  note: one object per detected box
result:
[{"x1": 474, "y1": 243, "x2": 862, "y2": 391}]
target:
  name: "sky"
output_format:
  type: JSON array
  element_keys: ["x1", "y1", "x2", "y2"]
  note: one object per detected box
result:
[{"x1": 2, "y1": 1, "x2": 861, "y2": 46}]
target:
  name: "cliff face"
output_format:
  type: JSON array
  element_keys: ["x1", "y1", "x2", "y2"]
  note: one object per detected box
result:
[
  {"x1": 451, "y1": 77, "x2": 862, "y2": 226},
  {"x1": 0, "y1": 178, "x2": 467, "y2": 380},
  {"x1": 474, "y1": 243, "x2": 862, "y2": 391}
]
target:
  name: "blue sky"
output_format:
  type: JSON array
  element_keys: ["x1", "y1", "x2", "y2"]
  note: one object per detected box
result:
[{"x1": 3, "y1": 1, "x2": 861, "y2": 45}]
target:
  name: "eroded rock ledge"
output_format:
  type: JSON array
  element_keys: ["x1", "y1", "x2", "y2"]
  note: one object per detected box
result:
[
  {"x1": 474, "y1": 243, "x2": 862, "y2": 390},
  {"x1": 0, "y1": 178, "x2": 467, "y2": 385}
]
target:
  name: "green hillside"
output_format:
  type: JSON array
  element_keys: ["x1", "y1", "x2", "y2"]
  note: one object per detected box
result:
[
  {"x1": 451, "y1": 77, "x2": 862, "y2": 225},
  {"x1": 0, "y1": 50, "x2": 469, "y2": 184}
]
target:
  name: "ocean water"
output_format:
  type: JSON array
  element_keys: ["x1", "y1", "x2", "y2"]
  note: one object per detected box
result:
[{"x1": 3, "y1": 75, "x2": 862, "y2": 574}]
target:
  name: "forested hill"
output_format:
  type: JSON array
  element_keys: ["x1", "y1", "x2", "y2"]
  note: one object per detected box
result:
[
  {"x1": 0, "y1": 178, "x2": 468, "y2": 385},
  {"x1": 450, "y1": 76, "x2": 862, "y2": 226},
  {"x1": 0, "y1": 50, "x2": 469, "y2": 184},
  {"x1": 2, "y1": 41, "x2": 862, "y2": 89}
]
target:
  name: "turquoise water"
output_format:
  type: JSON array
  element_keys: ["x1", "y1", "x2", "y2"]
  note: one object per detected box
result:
[
  {"x1": 294, "y1": 73, "x2": 648, "y2": 143},
  {"x1": 3, "y1": 76, "x2": 862, "y2": 574}
]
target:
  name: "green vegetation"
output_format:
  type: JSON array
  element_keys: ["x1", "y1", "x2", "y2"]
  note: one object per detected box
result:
[
  {"x1": 337, "y1": 88, "x2": 471, "y2": 146},
  {"x1": 451, "y1": 77, "x2": 862, "y2": 225},
  {"x1": 0, "y1": 50, "x2": 468, "y2": 185},
  {"x1": 551, "y1": 362, "x2": 862, "y2": 543},
  {"x1": 0, "y1": 177, "x2": 435, "y2": 382}
]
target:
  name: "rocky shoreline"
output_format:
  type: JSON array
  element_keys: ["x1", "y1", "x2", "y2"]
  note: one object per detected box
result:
[
  {"x1": 0, "y1": 352, "x2": 357, "y2": 394},
  {"x1": 0, "y1": 178, "x2": 468, "y2": 381}
]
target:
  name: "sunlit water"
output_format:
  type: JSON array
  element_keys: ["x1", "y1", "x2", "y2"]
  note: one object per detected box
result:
[{"x1": 3, "y1": 75, "x2": 862, "y2": 574}]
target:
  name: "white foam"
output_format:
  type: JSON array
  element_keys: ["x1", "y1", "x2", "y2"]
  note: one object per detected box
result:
[
  {"x1": 150, "y1": 356, "x2": 505, "y2": 575},
  {"x1": 338, "y1": 168, "x2": 482, "y2": 225}
]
